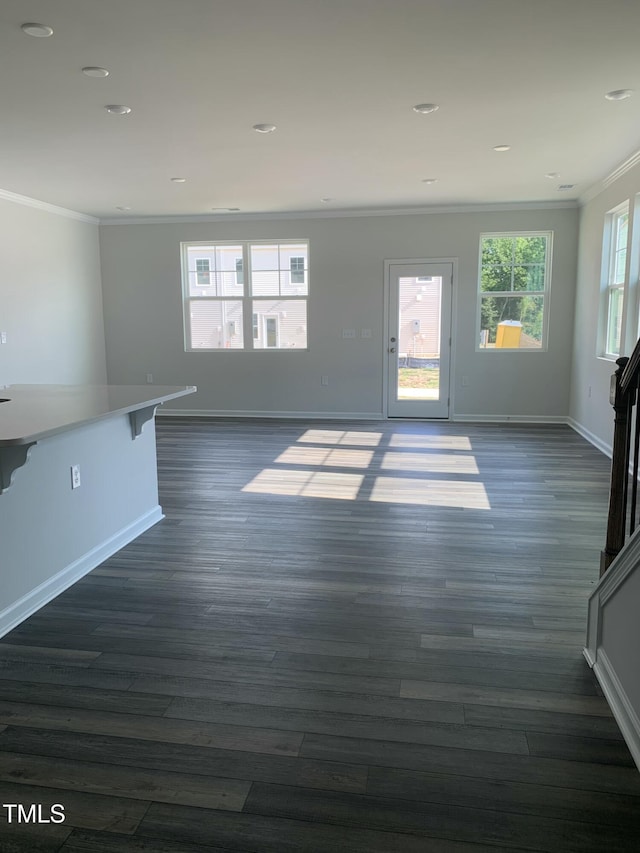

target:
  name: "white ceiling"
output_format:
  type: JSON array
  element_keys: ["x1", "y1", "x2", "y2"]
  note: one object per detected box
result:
[{"x1": 2, "y1": 0, "x2": 640, "y2": 220}]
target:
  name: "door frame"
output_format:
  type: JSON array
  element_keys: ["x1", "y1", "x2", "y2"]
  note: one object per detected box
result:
[{"x1": 382, "y1": 257, "x2": 458, "y2": 419}]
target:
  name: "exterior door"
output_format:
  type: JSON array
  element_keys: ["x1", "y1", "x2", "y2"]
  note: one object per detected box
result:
[{"x1": 386, "y1": 262, "x2": 453, "y2": 418}]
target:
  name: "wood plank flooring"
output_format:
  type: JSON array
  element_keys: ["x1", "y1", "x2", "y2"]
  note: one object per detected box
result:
[{"x1": 1, "y1": 417, "x2": 639, "y2": 852}]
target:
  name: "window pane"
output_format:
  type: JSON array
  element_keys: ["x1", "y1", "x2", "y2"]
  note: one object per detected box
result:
[
  {"x1": 187, "y1": 245, "x2": 244, "y2": 296},
  {"x1": 251, "y1": 245, "x2": 279, "y2": 295},
  {"x1": 615, "y1": 213, "x2": 629, "y2": 253},
  {"x1": 189, "y1": 253, "x2": 217, "y2": 295},
  {"x1": 614, "y1": 248, "x2": 627, "y2": 285},
  {"x1": 512, "y1": 264, "x2": 545, "y2": 291},
  {"x1": 282, "y1": 246, "x2": 308, "y2": 293},
  {"x1": 250, "y1": 243, "x2": 309, "y2": 296},
  {"x1": 252, "y1": 300, "x2": 307, "y2": 349},
  {"x1": 479, "y1": 295, "x2": 544, "y2": 348},
  {"x1": 215, "y1": 245, "x2": 244, "y2": 295},
  {"x1": 481, "y1": 266, "x2": 513, "y2": 292},
  {"x1": 188, "y1": 300, "x2": 244, "y2": 349},
  {"x1": 481, "y1": 237, "x2": 514, "y2": 265},
  {"x1": 610, "y1": 211, "x2": 629, "y2": 285},
  {"x1": 252, "y1": 270, "x2": 281, "y2": 296},
  {"x1": 513, "y1": 236, "x2": 547, "y2": 264},
  {"x1": 279, "y1": 244, "x2": 308, "y2": 268},
  {"x1": 195, "y1": 259, "x2": 210, "y2": 286},
  {"x1": 606, "y1": 288, "x2": 624, "y2": 356}
]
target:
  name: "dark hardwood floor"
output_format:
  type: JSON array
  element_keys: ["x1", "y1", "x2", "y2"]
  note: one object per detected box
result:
[{"x1": 1, "y1": 418, "x2": 639, "y2": 852}]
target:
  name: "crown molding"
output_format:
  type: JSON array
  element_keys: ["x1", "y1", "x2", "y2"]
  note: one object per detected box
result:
[
  {"x1": 0, "y1": 188, "x2": 98, "y2": 224},
  {"x1": 99, "y1": 199, "x2": 577, "y2": 226},
  {"x1": 579, "y1": 147, "x2": 640, "y2": 206}
]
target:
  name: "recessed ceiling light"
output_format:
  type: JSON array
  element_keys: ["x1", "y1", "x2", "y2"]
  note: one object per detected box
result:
[
  {"x1": 115, "y1": 206, "x2": 131, "y2": 211},
  {"x1": 170, "y1": 177, "x2": 186, "y2": 183},
  {"x1": 493, "y1": 145, "x2": 511, "y2": 152},
  {"x1": 320, "y1": 198, "x2": 333, "y2": 203},
  {"x1": 21, "y1": 23, "x2": 53, "y2": 37},
  {"x1": 253, "y1": 123, "x2": 276, "y2": 133},
  {"x1": 105, "y1": 104, "x2": 131, "y2": 115},
  {"x1": 413, "y1": 103, "x2": 439, "y2": 114},
  {"x1": 421, "y1": 178, "x2": 438, "y2": 184},
  {"x1": 545, "y1": 172, "x2": 560, "y2": 179},
  {"x1": 605, "y1": 89, "x2": 633, "y2": 101},
  {"x1": 82, "y1": 66, "x2": 109, "y2": 78}
]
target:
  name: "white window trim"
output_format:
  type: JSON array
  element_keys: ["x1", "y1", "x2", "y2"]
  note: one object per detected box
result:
[
  {"x1": 182, "y1": 240, "x2": 309, "y2": 353},
  {"x1": 476, "y1": 231, "x2": 552, "y2": 353},
  {"x1": 600, "y1": 201, "x2": 630, "y2": 360}
]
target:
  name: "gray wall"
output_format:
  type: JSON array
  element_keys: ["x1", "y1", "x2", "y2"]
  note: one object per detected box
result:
[
  {"x1": 100, "y1": 206, "x2": 578, "y2": 418},
  {"x1": 0, "y1": 415, "x2": 160, "y2": 635},
  {"x1": 0, "y1": 196, "x2": 107, "y2": 386},
  {"x1": 570, "y1": 160, "x2": 640, "y2": 451}
]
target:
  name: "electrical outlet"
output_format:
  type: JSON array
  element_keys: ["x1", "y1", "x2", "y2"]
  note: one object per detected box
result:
[
  {"x1": 70, "y1": 465, "x2": 81, "y2": 489},
  {"x1": 342, "y1": 328, "x2": 356, "y2": 339},
  {"x1": 146, "y1": 373, "x2": 153, "y2": 384},
  {"x1": 0, "y1": 331, "x2": 6, "y2": 344},
  {"x1": 321, "y1": 375, "x2": 329, "y2": 386},
  {"x1": 360, "y1": 329, "x2": 372, "y2": 339},
  {"x1": 462, "y1": 376, "x2": 469, "y2": 387}
]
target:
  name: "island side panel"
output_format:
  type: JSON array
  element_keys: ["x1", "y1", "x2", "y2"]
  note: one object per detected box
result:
[{"x1": 0, "y1": 413, "x2": 161, "y2": 636}]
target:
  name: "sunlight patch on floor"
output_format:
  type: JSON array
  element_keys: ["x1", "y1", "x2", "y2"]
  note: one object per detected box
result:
[
  {"x1": 275, "y1": 446, "x2": 375, "y2": 468},
  {"x1": 297, "y1": 429, "x2": 382, "y2": 446},
  {"x1": 388, "y1": 435, "x2": 473, "y2": 450},
  {"x1": 370, "y1": 476, "x2": 490, "y2": 509},
  {"x1": 381, "y1": 451, "x2": 479, "y2": 475},
  {"x1": 242, "y1": 468, "x2": 364, "y2": 499}
]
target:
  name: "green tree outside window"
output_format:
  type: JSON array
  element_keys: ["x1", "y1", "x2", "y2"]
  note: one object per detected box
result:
[{"x1": 479, "y1": 235, "x2": 550, "y2": 348}]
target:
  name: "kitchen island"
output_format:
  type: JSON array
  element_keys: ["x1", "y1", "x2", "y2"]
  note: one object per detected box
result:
[{"x1": 0, "y1": 384, "x2": 196, "y2": 636}]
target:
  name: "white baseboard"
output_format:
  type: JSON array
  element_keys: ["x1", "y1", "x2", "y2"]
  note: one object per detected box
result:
[
  {"x1": 567, "y1": 417, "x2": 612, "y2": 457},
  {"x1": 0, "y1": 506, "x2": 163, "y2": 639},
  {"x1": 591, "y1": 649, "x2": 640, "y2": 772},
  {"x1": 161, "y1": 409, "x2": 574, "y2": 424},
  {"x1": 158, "y1": 409, "x2": 385, "y2": 420},
  {"x1": 451, "y1": 414, "x2": 569, "y2": 425}
]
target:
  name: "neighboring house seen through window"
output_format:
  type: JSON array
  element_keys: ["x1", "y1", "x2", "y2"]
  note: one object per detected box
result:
[
  {"x1": 182, "y1": 241, "x2": 308, "y2": 351},
  {"x1": 290, "y1": 256, "x2": 305, "y2": 285},
  {"x1": 478, "y1": 232, "x2": 552, "y2": 350},
  {"x1": 195, "y1": 258, "x2": 211, "y2": 286}
]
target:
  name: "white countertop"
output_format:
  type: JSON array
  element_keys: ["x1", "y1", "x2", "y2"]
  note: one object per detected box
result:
[{"x1": 0, "y1": 384, "x2": 196, "y2": 446}]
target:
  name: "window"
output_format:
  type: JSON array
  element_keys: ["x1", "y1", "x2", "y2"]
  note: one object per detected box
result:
[
  {"x1": 195, "y1": 258, "x2": 211, "y2": 286},
  {"x1": 290, "y1": 256, "x2": 305, "y2": 285},
  {"x1": 182, "y1": 241, "x2": 308, "y2": 351},
  {"x1": 602, "y1": 203, "x2": 629, "y2": 358},
  {"x1": 477, "y1": 232, "x2": 551, "y2": 350}
]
